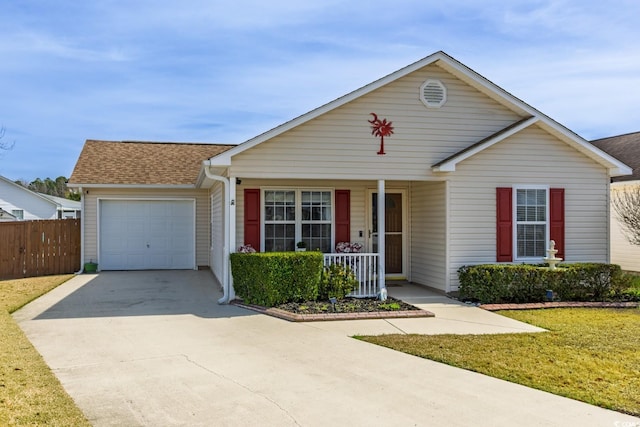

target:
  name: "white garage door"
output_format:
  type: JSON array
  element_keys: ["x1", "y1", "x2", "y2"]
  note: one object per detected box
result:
[{"x1": 100, "y1": 200, "x2": 195, "y2": 270}]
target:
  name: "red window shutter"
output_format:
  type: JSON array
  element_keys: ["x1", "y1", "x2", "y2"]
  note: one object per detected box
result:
[
  {"x1": 549, "y1": 188, "x2": 565, "y2": 260},
  {"x1": 244, "y1": 189, "x2": 261, "y2": 250},
  {"x1": 334, "y1": 190, "x2": 351, "y2": 245},
  {"x1": 496, "y1": 187, "x2": 513, "y2": 262}
]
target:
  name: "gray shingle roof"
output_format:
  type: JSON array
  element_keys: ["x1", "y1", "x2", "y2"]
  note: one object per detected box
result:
[{"x1": 591, "y1": 132, "x2": 640, "y2": 182}]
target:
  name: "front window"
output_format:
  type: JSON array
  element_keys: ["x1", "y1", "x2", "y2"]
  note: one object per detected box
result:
[
  {"x1": 264, "y1": 190, "x2": 296, "y2": 252},
  {"x1": 515, "y1": 188, "x2": 547, "y2": 258},
  {"x1": 263, "y1": 189, "x2": 332, "y2": 252}
]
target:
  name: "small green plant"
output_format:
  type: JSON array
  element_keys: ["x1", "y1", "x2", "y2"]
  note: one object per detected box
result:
[
  {"x1": 617, "y1": 272, "x2": 640, "y2": 300},
  {"x1": 318, "y1": 263, "x2": 358, "y2": 300},
  {"x1": 377, "y1": 302, "x2": 401, "y2": 311}
]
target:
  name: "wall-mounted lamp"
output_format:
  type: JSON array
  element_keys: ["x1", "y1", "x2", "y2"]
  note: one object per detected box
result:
[{"x1": 235, "y1": 178, "x2": 242, "y2": 185}]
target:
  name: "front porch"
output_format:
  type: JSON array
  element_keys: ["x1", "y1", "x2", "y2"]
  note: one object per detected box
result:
[{"x1": 206, "y1": 174, "x2": 449, "y2": 303}]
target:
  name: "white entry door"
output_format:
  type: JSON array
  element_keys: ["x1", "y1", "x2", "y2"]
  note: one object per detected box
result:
[{"x1": 100, "y1": 200, "x2": 195, "y2": 270}]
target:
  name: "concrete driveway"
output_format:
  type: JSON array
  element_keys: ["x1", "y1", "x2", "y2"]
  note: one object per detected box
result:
[{"x1": 14, "y1": 271, "x2": 639, "y2": 426}]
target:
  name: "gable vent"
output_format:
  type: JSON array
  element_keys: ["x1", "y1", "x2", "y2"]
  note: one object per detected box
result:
[{"x1": 420, "y1": 79, "x2": 447, "y2": 108}]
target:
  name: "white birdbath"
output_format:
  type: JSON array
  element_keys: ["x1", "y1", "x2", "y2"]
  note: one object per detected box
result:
[{"x1": 543, "y1": 240, "x2": 562, "y2": 269}]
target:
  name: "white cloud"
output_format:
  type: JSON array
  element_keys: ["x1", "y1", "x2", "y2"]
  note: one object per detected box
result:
[
  {"x1": 1, "y1": 0, "x2": 639, "y2": 180},
  {"x1": 0, "y1": 31, "x2": 131, "y2": 63}
]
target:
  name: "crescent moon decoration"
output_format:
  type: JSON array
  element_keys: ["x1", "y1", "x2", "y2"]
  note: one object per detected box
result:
[{"x1": 368, "y1": 112, "x2": 394, "y2": 155}]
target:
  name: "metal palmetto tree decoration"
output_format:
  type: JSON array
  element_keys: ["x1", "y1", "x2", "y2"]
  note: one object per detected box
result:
[{"x1": 368, "y1": 113, "x2": 394, "y2": 155}]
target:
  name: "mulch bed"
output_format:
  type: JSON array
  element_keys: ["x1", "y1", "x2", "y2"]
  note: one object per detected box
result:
[
  {"x1": 231, "y1": 296, "x2": 434, "y2": 322},
  {"x1": 481, "y1": 301, "x2": 640, "y2": 311}
]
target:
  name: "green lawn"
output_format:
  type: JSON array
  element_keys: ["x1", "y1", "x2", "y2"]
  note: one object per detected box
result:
[
  {"x1": 359, "y1": 308, "x2": 640, "y2": 416},
  {"x1": 0, "y1": 275, "x2": 90, "y2": 426}
]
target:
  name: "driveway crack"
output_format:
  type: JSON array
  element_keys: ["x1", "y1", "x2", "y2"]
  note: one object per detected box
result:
[
  {"x1": 178, "y1": 354, "x2": 302, "y2": 426},
  {"x1": 383, "y1": 319, "x2": 408, "y2": 334}
]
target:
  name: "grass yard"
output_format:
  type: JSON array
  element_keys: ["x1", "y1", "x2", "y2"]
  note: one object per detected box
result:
[
  {"x1": 359, "y1": 307, "x2": 640, "y2": 416},
  {"x1": 0, "y1": 275, "x2": 90, "y2": 426}
]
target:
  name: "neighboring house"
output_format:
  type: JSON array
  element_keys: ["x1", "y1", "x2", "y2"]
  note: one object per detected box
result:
[
  {"x1": 0, "y1": 207, "x2": 18, "y2": 221},
  {"x1": 591, "y1": 132, "x2": 640, "y2": 272},
  {"x1": 38, "y1": 194, "x2": 81, "y2": 219},
  {"x1": 0, "y1": 174, "x2": 82, "y2": 220},
  {"x1": 0, "y1": 175, "x2": 59, "y2": 220},
  {"x1": 68, "y1": 51, "x2": 631, "y2": 301}
]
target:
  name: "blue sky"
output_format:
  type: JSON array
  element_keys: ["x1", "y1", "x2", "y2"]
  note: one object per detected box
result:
[{"x1": 0, "y1": 0, "x2": 639, "y2": 181}]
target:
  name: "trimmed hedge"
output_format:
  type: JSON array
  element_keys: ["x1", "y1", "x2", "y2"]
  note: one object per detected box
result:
[
  {"x1": 458, "y1": 263, "x2": 631, "y2": 304},
  {"x1": 230, "y1": 251, "x2": 323, "y2": 307}
]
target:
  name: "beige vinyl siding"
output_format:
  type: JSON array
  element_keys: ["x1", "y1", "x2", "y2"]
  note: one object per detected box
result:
[
  {"x1": 610, "y1": 182, "x2": 640, "y2": 272},
  {"x1": 82, "y1": 188, "x2": 210, "y2": 267},
  {"x1": 410, "y1": 181, "x2": 447, "y2": 291},
  {"x1": 229, "y1": 64, "x2": 520, "y2": 181},
  {"x1": 210, "y1": 182, "x2": 225, "y2": 281},
  {"x1": 446, "y1": 125, "x2": 609, "y2": 290},
  {"x1": 234, "y1": 179, "x2": 409, "y2": 252}
]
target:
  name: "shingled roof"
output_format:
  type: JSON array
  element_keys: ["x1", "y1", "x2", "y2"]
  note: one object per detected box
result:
[
  {"x1": 591, "y1": 132, "x2": 640, "y2": 182},
  {"x1": 68, "y1": 140, "x2": 235, "y2": 186}
]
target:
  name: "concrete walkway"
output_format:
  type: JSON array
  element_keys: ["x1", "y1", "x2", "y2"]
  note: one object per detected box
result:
[
  {"x1": 14, "y1": 271, "x2": 639, "y2": 426},
  {"x1": 308, "y1": 282, "x2": 546, "y2": 336}
]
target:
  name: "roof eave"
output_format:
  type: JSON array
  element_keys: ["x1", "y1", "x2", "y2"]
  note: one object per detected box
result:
[
  {"x1": 534, "y1": 120, "x2": 633, "y2": 177},
  {"x1": 431, "y1": 116, "x2": 538, "y2": 172},
  {"x1": 67, "y1": 183, "x2": 198, "y2": 189},
  {"x1": 0, "y1": 175, "x2": 59, "y2": 207}
]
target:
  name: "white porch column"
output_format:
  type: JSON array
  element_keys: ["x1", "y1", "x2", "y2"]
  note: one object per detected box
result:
[{"x1": 377, "y1": 179, "x2": 386, "y2": 292}]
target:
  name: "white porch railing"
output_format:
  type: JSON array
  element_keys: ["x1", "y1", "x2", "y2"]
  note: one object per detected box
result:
[{"x1": 323, "y1": 253, "x2": 379, "y2": 297}]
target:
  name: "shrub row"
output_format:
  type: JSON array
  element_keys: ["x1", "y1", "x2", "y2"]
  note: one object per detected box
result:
[
  {"x1": 230, "y1": 252, "x2": 359, "y2": 307},
  {"x1": 230, "y1": 252, "x2": 324, "y2": 306},
  {"x1": 457, "y1": 263, "x2": 632, "y2": 304}
]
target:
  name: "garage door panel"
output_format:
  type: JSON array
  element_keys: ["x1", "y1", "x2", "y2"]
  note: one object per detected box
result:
[{"x1": 100, "y1": 200, "x2": 195, "y2": 270}]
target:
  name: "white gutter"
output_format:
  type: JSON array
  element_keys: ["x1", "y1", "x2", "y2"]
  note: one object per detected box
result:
[{"x1": 202, "y1": 160, "x2": 232, "y2": 304}]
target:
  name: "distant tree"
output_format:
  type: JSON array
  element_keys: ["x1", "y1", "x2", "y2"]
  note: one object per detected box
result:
[
  {"x1": 66, "y1": 190, "x2": 81, "y2": 201},
  {"x1": 611, "y1": 186, "x2": 640, "y2": 245},
  {"x1": 24, "y1": 176, "x2": 78, "y2": 200},
  {"x1": 0, "y1": 126, "x2": 15, "y2": 152}
]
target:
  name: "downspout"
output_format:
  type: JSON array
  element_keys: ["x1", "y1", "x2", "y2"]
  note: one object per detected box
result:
[
  {"x1": 75, "y1": 187, "x2": 85, "y2": 274},
  {"x1": 202, "y1": 161, "x2": 232, "y2": 304}
]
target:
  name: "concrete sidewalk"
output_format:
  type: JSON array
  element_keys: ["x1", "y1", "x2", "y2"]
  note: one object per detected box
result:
[
  {"x1": 308, "y1": 282, "x2": 546, "y2": 336},
  {"x1": 14, "y1": 271, "x2": 639, "y2": 426}
]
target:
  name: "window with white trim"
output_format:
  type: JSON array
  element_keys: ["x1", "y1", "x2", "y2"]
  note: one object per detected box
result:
[
  {"x1": 515, "y1": 188, "x2": 548, "y2": 258},
  {"x1": 264, "y1": 189, "x2": 332, "y2": 252},
  {"x1": 264, "y1": 190, "x2": 296, "y2": 252},
  {"x1": 11, "y1": 209, "x2": 24, "y2": 220}
]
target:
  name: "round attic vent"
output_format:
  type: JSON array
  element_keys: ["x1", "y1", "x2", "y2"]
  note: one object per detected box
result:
[{"x1": 420, "y1": 79, "x2": 447, "y2": 108}]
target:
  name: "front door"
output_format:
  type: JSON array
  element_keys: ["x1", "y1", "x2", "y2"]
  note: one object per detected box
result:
[{"x1": 370, "y1": 191, "x2": 405, "y2": 277}]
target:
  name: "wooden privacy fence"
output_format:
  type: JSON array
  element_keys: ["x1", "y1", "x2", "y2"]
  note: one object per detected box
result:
[{"x1": 0, "y1": 219, "x2": 81, "y2": 280}]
